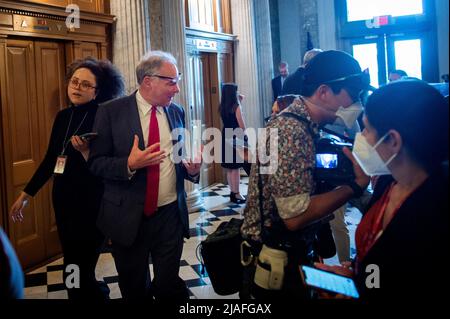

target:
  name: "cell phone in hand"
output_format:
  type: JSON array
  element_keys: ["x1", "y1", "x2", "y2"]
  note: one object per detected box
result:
[
  {"x1": 79, "y1": 132, "x2": 98, "y2": 141},
  {"x1": 300, "y1": 265, "x2": 359, "y2": 298}
]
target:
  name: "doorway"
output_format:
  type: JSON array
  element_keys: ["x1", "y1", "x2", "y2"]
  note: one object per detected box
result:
[
  {"x1": 186, "y1": 47, "x2": 234, "y2": 188},
  {"x1": 1, "y1": 38, "x2": 66, "y2": 268},
  {"x1": 337, "y1": 0, "x2": 439, "y2": 87},
  {"x1": 351, "y1": 32, "x2": 431, "y2": 87}
]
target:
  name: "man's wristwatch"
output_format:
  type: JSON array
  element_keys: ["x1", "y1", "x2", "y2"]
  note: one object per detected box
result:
[{"x1": 345, "y1": 180, "x2": 364, "y2": 198}]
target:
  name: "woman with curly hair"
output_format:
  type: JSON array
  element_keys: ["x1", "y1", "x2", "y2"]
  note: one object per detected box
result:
[{"x1": 9, "y1": 57, "x2": 125, "y2": 300}]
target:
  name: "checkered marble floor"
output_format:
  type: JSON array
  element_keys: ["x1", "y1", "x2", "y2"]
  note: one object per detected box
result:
[
  {"x1": 23, "y1": 176, "x2": 362, "y2": 299},
  {"x1": 23, "y1": 178, "x2": 249, "y2": 299}
]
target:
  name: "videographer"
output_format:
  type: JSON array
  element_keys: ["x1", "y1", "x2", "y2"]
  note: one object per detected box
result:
[{"x1": 240, "y1": 50, "x2": 370, "y2": 299}]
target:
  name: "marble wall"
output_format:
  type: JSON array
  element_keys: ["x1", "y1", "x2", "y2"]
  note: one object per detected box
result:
[
  {"x1": 271, "y1": 0, "x2": 330, "y2": 71},
  {"x1": 254, "y1": 0, "x2": 275, "y2": 119},
  {"x1": 149, "y1": 0, "x2": 163, "y2": 51}
]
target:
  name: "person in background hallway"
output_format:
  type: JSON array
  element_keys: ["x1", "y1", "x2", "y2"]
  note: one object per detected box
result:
[
  {"x1": 220, "y1": 83, "x2": 248, "y2": 204},
  {"x1": 88, "y1": 51, "x2": 201, "y2": 301},
  {"x1": 281, "y1": 48, "x2": 322, "y2": 96},
  {"x1": 272, "y1": 62, "x2": 289, "y2": 102},
  {"x1": 388, "y1": 69, "x2": 408, "y2": 82},
  {"x1": 0, "y1": 227, "x2": 24, "y2": 299},
  {"x1": 315, "y1": 80, "x2": 449, "y2": 300},
  {"x1": 9, "y1": 57, "x2": 125, "y2": 300}
]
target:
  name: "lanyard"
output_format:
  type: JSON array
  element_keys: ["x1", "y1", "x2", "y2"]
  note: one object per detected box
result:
[
  {"x1": 367, "y1": 182, "x2": 414, "y2": 250},
  {"x1": 61, "y1": 110, "x2": 89, "y2": 155}
]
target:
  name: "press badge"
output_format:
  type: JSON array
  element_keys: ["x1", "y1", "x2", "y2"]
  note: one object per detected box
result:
[{"x1": 54, "y1": 155, "x2": 67, "y2": 174}]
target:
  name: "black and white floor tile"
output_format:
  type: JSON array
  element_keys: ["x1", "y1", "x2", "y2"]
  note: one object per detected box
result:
[{"x1": 23, "y1": 176, "x2": 362, "y2": 299}]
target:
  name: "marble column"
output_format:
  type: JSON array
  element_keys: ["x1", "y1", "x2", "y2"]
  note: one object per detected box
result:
[
  {"x1": 110, "y1": 0, "x2": 151, "y2": 93},
  {"x1": 253, "y1": 0, "x2": 275, "y2": 120},
  {"x1": 161, "y1": 0, "x2": 203, "y2": 213},
  {"x1": 149, "y1": 0, "x2": 163, "y2": 51},
  {"x1": 161, "y1": 0, "x2": 188, "y2": 110},
  {"x1": 317, "y1": 0, "x2": 337, "y2": 50},
  {"x1": 230, "y1": 0, "x2": 263, "y2": 131}
]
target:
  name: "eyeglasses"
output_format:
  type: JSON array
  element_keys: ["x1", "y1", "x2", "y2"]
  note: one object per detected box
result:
[
  {"x1": 69, "y1": 78, "x2": 97, "y2": 91},
  {"x1": 147, "y1": 73, "x2": 183, "y2": 84}
]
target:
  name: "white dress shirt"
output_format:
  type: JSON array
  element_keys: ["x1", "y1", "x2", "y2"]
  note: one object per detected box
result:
[{"x1": 136, "y1": 90, "x2": 177, "y2": 207}]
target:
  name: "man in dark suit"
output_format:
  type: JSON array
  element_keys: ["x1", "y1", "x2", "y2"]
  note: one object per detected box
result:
[
  {"x1": 271, "y1": 61, "x2": 289, "y2": 102},
  {"x1": 89, "y1": 51, "x2": 201, "y2": 300}
]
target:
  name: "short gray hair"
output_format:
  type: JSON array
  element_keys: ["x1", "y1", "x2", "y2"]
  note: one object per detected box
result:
[
  {"x1": 303, "y1": 48, "x2": 323, "y2": 66},
  {"x1": 136, "y1": 50, "x2": 178, "y2": 84}
]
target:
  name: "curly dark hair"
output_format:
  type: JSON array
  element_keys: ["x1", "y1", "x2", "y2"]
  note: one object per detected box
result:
[{"x1": 65, "y1": 57, "x2": 125, "y2": 104}]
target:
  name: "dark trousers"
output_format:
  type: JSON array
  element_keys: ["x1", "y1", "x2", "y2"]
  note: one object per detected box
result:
[
  {"x1": 111, "y1": 201, "x2": 189, "y2": 301},
  {"x1": 60, "y1": 232, "x2": 107, "y2": 300}
]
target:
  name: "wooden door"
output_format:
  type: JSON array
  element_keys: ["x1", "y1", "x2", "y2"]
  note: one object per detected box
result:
[
  {"x1": 34, "y1": 40, "x2": 66, "y2": 257},
  {"x1": 187, "y1": 52, "x2": 213, "y2": 187},
  {"x1": 4, "y1": 39, "x2": 47, "y2": 267},
  {"x1": 75, "y1": 41, "x2": 99, "y2": 59},
  {"x1": 3, "y1": 38, "x2": 65, "y2": 268},
  {"x1": 186, "y1": 51, "x2": 234, "y2": 187},
  {"x1": 198, "y1": 53, "x2": 216, "y2": 187}
]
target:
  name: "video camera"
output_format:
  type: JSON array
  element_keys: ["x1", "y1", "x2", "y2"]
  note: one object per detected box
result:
[
  {"x1": 314, "y1": 134, "x2": 354, "y2": 190},
  {"x1": 277, "y1": 108, "x2": 356, "y2": 190}
]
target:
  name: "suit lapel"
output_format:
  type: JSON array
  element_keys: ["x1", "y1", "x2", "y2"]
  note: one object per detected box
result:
[
  {"x1": 163, "y1": 105, "x2": 184, "y2": 180},
  {"x1": 128, "y1": 91, "x2": 146, "y2": 149},
  {"x1": 163, "y1": 104, "x2": 178, "y2": 146}
]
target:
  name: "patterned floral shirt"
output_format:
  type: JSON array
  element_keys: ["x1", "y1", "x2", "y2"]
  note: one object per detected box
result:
[{"x1": 241, "y1": 97, "x2": 320, "y2": 242}]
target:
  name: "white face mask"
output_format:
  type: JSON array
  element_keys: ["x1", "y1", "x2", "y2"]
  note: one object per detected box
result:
[
  {"x1": 352, "y1": 132, "x2": 397, "y2": 176},
  {"x1": 334, "y1": 101, "x2": 363, "y2": 129}
]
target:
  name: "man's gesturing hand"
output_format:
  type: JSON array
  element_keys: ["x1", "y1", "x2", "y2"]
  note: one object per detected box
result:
[{"x1": 127, "y1": 135, "x2": 166, "y2": 171}]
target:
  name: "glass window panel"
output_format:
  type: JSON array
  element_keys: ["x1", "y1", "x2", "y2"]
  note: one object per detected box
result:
[
  {"x1": 352, "y1": 43, "x2": 379, "y2": 88},
  {"x1": 347, "y1": 0, "x2": 423, "y2": 22},
  {"x1": 394, "y1": 39, "x2": 422, "y2": 79}
]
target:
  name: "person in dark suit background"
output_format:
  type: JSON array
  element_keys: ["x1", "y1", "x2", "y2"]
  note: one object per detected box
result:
[
  {"x1": 388, "y1": 69, "x2": 408, "y2": 82},
  {"x1": 89, "y1": 51, "x2": 201, "y2": 301},
  {"x1": 271, "y1": 61, "x2": 289, "y2": 102}
]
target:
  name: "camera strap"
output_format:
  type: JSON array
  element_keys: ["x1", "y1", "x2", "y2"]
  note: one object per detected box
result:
[
  {"x1": 278, "y1": 112, "x2": 316, "y2": 138},
  {"x1": 257, "y1": 156, "x2": 286, "y2": 249}
]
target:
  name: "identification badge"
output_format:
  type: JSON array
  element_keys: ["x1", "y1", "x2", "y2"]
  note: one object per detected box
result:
[{"x1": 54, "y1": 155, "x2": 67, "y2": 174}]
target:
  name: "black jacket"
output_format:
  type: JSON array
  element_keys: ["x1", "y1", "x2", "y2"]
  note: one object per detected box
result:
[{"x1": 355, "y1": 172, "x2": 449, "y2": 301}]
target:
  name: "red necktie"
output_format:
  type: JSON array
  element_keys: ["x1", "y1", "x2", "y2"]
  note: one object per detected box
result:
[{"x1": 144, "y1": 106, "x2": 160, "y2": 216}]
